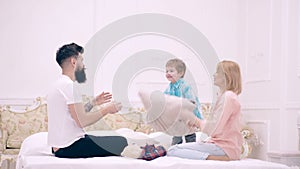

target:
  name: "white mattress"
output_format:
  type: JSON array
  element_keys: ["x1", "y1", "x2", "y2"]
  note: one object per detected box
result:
[
  {"x1": 18, "y1": 156, "x2": 291, "y2": 169},
  {"x1": 16, "y1": 132, "x2": 292, "y2": 169}
]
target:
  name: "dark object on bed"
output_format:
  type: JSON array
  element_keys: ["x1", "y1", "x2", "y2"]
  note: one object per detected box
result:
[{"x1": 139, "y1": 144, "x2": 167, "y2": 161}]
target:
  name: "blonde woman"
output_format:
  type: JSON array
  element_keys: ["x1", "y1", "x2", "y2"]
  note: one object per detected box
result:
[{"x1": 167, "y1": 60, "x2": 243, "y2": 161}]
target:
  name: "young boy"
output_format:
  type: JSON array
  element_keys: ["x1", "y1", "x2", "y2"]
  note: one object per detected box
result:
[{"x1": 164, "y1": 58, "x2": 203, "y2": 145}]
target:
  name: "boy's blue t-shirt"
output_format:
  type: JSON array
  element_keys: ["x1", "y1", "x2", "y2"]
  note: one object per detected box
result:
[{"x1": 164, "y1": 78, "x2": 202, "y2": 119}]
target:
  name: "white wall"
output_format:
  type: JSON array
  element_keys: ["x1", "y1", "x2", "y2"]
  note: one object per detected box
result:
[
  {"x1": 0, "y1": 0, "x2": 239, "y2": 101},
  {"x1": 0, "y1": 0, "x2": 299, "y2": 160},
  {"x1": 0, "y1": 0, "x2": 95, "y2": 100},
  {"x1": 238, "y1": 0, "x2": 300, "y2": 159}
]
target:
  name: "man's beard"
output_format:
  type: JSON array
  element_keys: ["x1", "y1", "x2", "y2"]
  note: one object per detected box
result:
[{"x1": 75, "y1": 67, "x2": 87, "y2": 83}]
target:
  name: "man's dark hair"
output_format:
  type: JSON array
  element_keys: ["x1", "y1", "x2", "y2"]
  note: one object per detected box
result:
[{"x1": 56, "y1": 43, "x2": 84, "y2": 67}]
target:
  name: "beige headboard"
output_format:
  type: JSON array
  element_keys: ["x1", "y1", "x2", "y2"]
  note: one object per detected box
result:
[{"x1": 0, "y1": 97, "x2": 48, "y2": 153}]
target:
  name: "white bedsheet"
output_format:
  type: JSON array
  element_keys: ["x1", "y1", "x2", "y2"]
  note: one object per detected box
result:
[
  {"x1": 18, "y1": 156, "x2": 291, "y2": 169},
  {"x1": 16, "y1": 132, "x2": 292, "y2": 169}
]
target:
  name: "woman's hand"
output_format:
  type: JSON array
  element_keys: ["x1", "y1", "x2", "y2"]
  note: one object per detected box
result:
[{"x1": 187, "y1": 118, "x2": 202, "y2": 131}]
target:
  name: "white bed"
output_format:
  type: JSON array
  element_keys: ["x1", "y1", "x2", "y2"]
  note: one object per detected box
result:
[
  {"x1": 16, "y1": 132, "x2": 293, "y2": 169},
  {"x1": 18, "y1": 156, "x2": 291, "y2": 169}
]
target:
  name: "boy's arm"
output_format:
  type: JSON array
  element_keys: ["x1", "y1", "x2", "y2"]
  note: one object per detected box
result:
[
  {"x1": 183, "y1": 85, "x2": 203, "y2": 119},
  {"x1": 164, "y1": 85, "x2": 171, "y2": 95},
  {"x1": 184, "y1": 85, "x2": 196, "y2": 98},
  {"x1": 183, "y1": 86, "x2": 199, "y2": 105}
]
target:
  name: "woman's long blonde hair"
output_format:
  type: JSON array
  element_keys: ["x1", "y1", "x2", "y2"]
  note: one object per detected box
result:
[{"x1": 217, "y1": 60, "x2": 242, "y2": 95}]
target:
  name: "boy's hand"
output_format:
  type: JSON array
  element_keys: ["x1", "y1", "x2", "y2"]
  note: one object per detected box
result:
[{"x1": 190, "y1": 100, "x2": 196, "y2": 104}]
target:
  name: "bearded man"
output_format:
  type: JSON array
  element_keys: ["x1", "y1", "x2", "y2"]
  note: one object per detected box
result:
[{"x1": 47, "y1": 43, "x2": 128, "y2": 158}]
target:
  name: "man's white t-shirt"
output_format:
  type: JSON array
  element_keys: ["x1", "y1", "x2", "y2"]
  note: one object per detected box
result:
[{"x1": 47, "y1": 75, "x2": 85, "y2": 148}]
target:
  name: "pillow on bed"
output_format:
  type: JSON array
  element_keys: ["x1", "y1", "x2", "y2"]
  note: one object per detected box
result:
[
  {"x1": 117, "y1": 128, "x2": 159, "y2": 146},
  {"x1": 148, "y1": 132, "x2": 172, "y2": 149},
  {"x1": 138, "y1": 90, "x2": 198, "y2": 136},
  {"x1": 19, "y1": 132, "x2": 52, "y2": 156},
  {"x1": 88, "y1": 128, "x2": 159, "y2": 146}
]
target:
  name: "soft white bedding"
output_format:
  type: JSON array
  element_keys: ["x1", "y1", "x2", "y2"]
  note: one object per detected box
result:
[
  {"x1": 16, "y1": 132, "x2": 291, "y2": 169},
  {"x1": 18, "y1": 156, "x2": 291, "y2": 169}
]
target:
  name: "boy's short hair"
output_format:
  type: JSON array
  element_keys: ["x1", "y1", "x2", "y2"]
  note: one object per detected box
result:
[{"x1": 166, "y1": 58, "x2": 186, "y2": 77}]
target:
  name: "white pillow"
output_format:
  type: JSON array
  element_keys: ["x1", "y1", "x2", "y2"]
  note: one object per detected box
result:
[
  {"x1": 139, "y1": 90, "x2": 199, "y2": 136},
  {"x1": 115, "y1": 128, "x2": 159, "y2": 146},
  {"x1": 148, "y1": 132, "x2": 172, "y2": 149},
  {"x1": 18, "y1": 132, "x2": 52, "y2": 156},
  {"x1": 88, "y1": 128, "x2": 159, "y2": 146}
]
